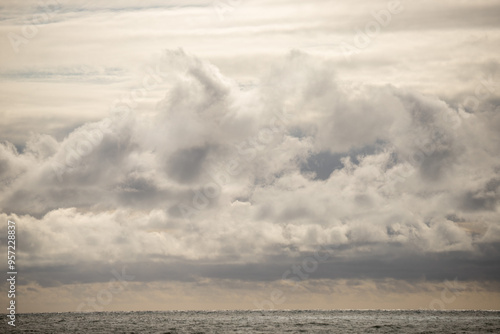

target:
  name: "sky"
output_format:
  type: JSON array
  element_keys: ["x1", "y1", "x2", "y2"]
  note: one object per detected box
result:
[{"x1": 0, "y1": 0, "x2": 500, "y2": 313}]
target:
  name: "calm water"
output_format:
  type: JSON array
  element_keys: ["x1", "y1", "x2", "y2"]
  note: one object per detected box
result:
[{"x1": 2, "y1": 310, "x2": 500, "y2": 333}]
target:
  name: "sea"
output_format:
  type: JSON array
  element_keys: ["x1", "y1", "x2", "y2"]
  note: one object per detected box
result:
[{"x1": 2, "y1": 310, "x2": 500, "y2": 333}]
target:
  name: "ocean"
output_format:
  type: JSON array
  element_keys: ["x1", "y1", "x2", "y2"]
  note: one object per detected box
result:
[{"x1": 2, "y1": 310, "x2": 500, "y2": 333}]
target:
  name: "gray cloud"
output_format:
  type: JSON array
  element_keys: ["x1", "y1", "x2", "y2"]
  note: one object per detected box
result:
[{"x1": 166, "y1": 145, "x2": 212, "y2": 184}]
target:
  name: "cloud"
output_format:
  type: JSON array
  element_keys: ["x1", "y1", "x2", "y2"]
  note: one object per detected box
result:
[{"x1": 0, "y1": 51, "x2": 499, "y2": 298}]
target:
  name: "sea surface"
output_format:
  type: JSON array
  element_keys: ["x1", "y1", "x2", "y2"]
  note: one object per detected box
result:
[{"x1": 2, "y1": 310, "x2": 500, "y2": 333}]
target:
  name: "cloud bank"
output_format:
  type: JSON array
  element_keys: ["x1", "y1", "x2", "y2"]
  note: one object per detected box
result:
[{"x1": 1, "y1": 50, "x2": 499, "y2": 308}]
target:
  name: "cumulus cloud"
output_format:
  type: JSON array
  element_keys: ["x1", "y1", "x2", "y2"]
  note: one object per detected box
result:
[{"x1": 0, "y1": 50, "x2": 499, "y2": 300}]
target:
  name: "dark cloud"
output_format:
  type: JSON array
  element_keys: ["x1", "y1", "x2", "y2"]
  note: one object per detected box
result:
[{"x1": 10, "y1": 241, "x2": 500, "y2": 288}]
